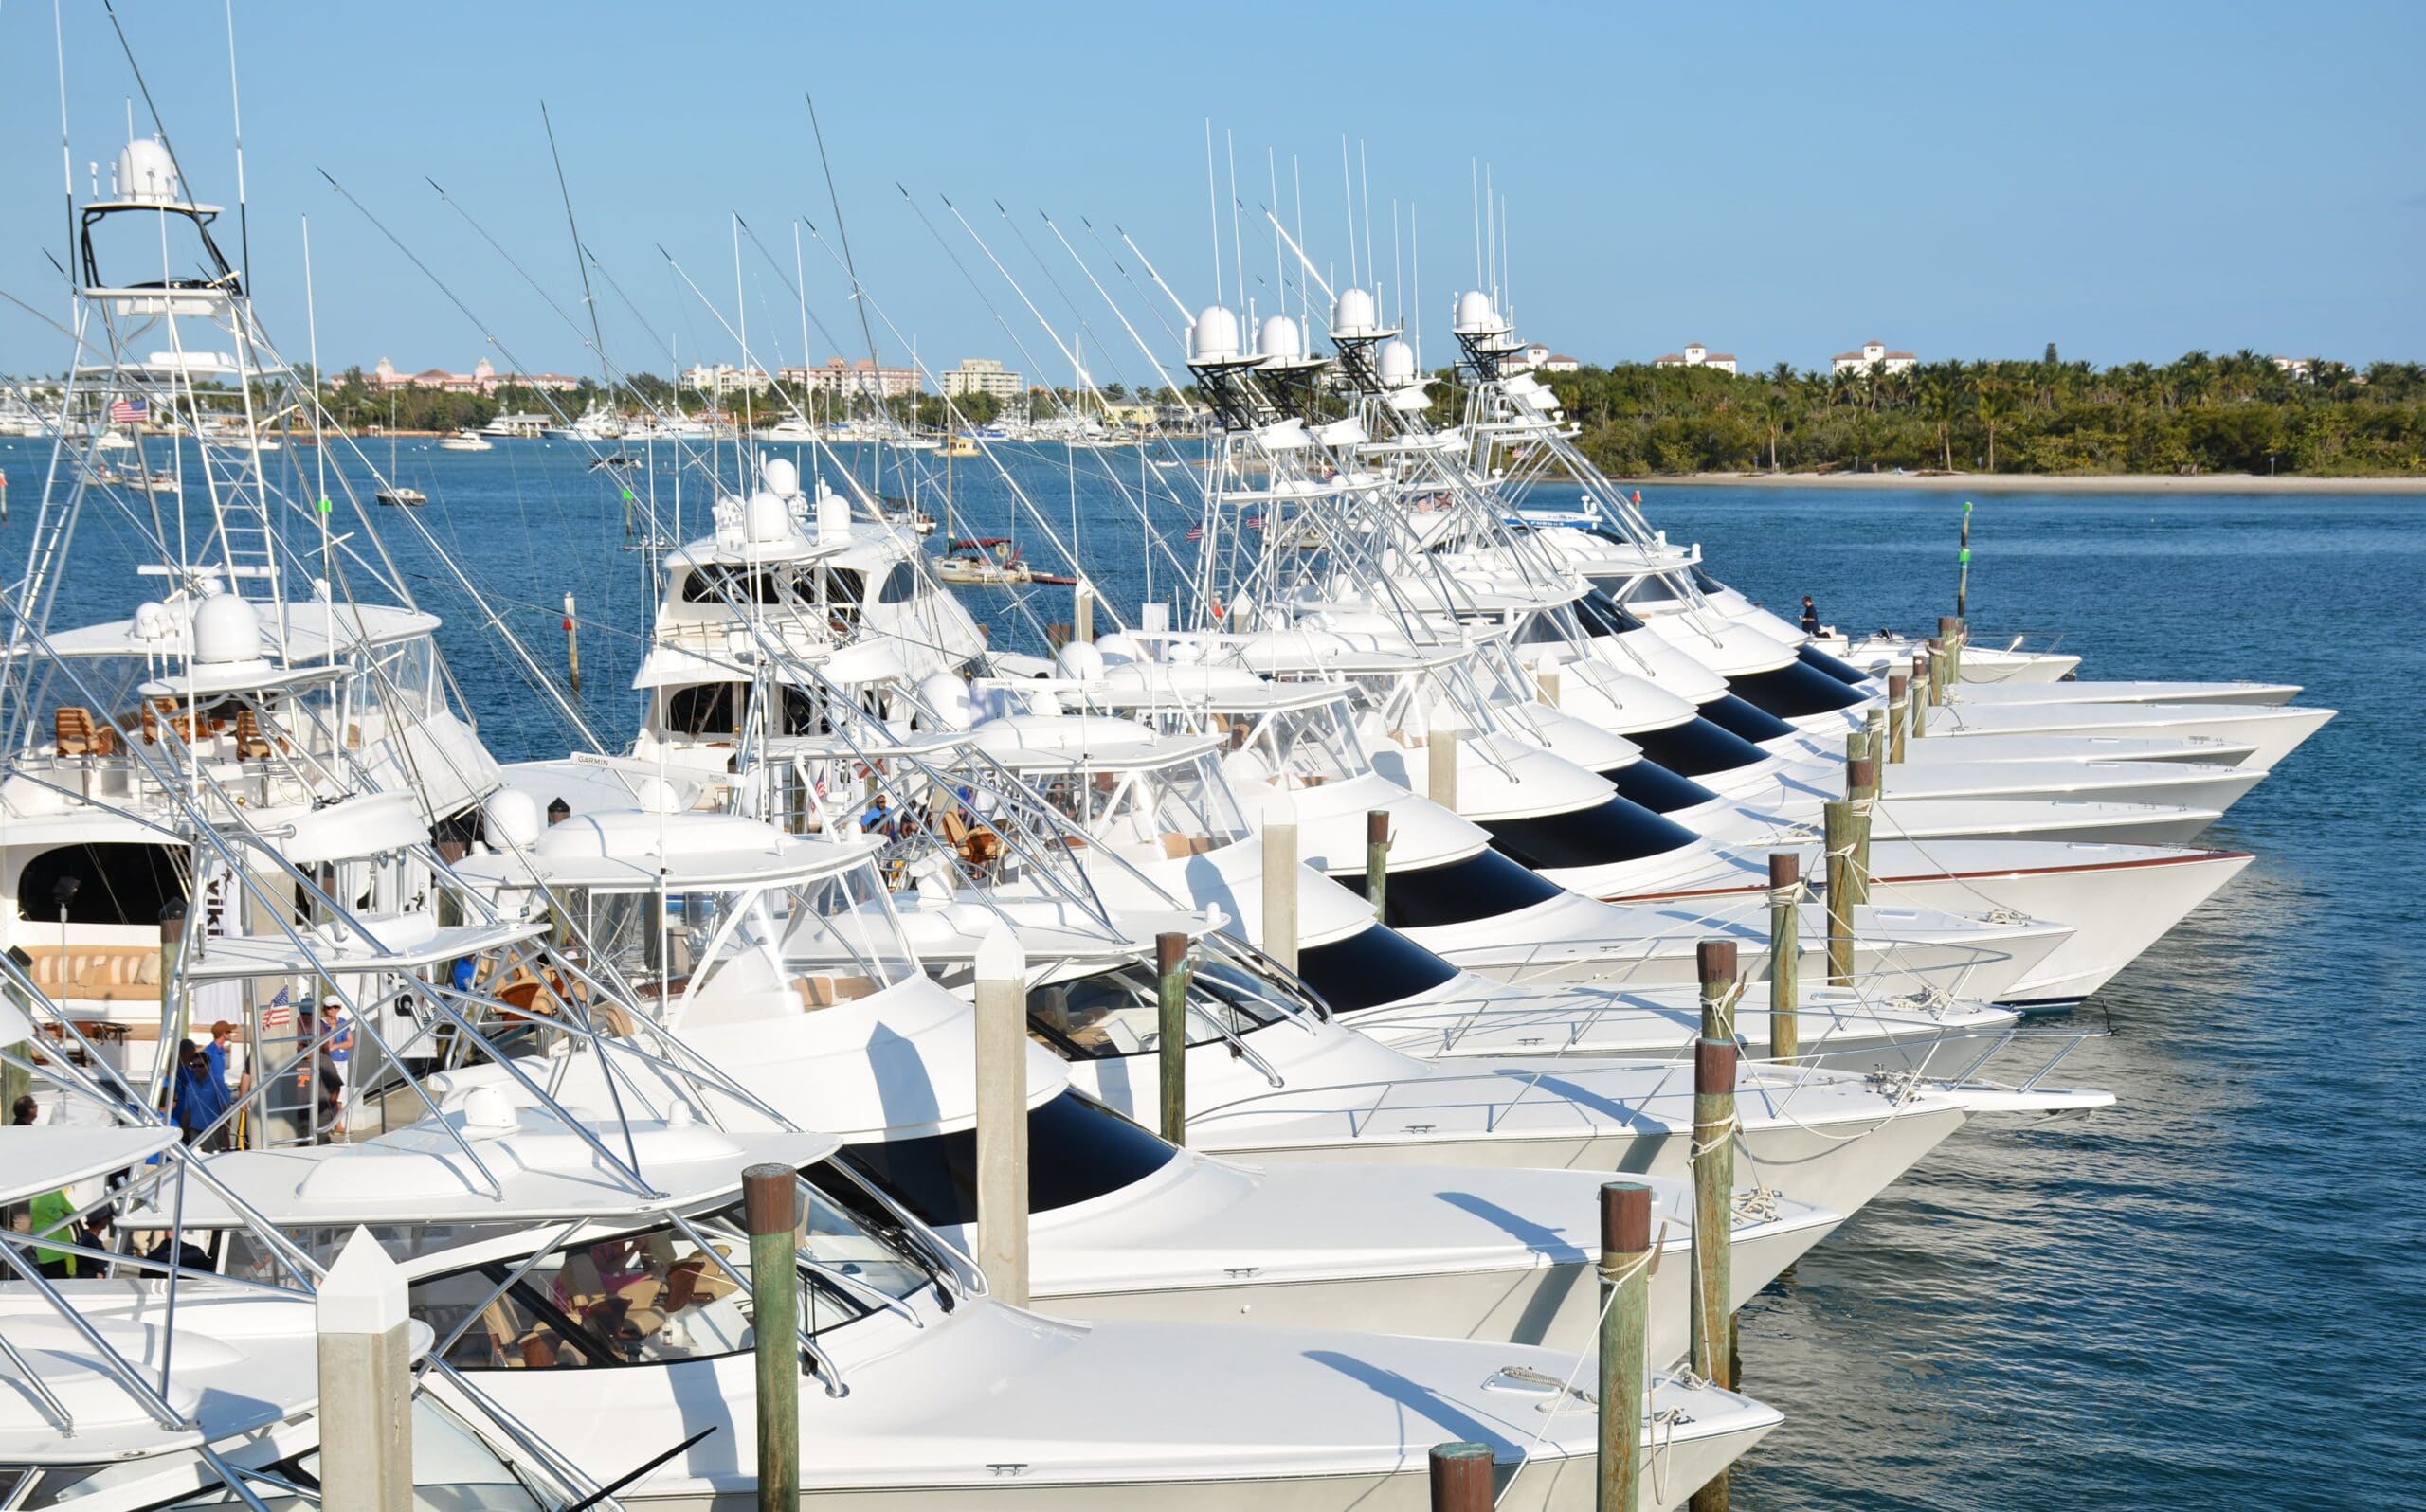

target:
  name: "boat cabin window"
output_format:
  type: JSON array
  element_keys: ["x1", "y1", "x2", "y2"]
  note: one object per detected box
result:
[
  {"x1": 663, "y1": 681, "x2": 740, "y2": 738},
  {"x1": 1697, "y1": 694, "x2": 1801, "y2": 745},
  {"x1": 1798, "y1": 644, "x2": 1875, "y2": 687},
  {"x1": 679, "y1": 564, "x2": 798, "y2": 606},
  {"x1": 566, "y1": 860, "x2": 914, "y2": 1003},
  {"x1": 369, "y1": 635, "x2": 440, "y2": 718},
  {"x1": 1612, "y1": 572, "x2": 1687, "y2": 609},
  {"x1": 1026, "y1": 955, "x2": 1304, "y2": 1060},
  {"x1": 1725, "y1": 660, "x2": 1871, "y2": 720},
  {"x1": 836, "y1": 1089, "x2": 1177, "y2": 1227},
  {"x1": 1202, "y1": 697, "x2": 1367, "y2": 788},
  {"x1": 1477, "y1": 794, "x2": 1700, "y2": 873},
  {"x1": 1030, "y1": 749, "x2": 1247, "y2": 855},
  {"x1": 1621, "y1": 716, "x2": 1776, "y2": 777},
  {"x1": 409, "y1": 1176, "x2": 930, "y2": 1373},
  {"x1": 1574, "y1": 589, "x2": 1647, "y2": 637},
  {"x1": 1601, "y1": 761, "x2": 1724, "y2": 814},
  {"x1": 1331, "y1": 846, "x2": 1565, "y2": 930},
  {"x1": 1292, "y1": 923, "x2": 1462, "y2": 1012},
  {"x1": 875, "y1": 560, "x2": 918, "y2": 604},
  {"x1": 16, "y1": 842, "x2": 188, "y2": 925}
]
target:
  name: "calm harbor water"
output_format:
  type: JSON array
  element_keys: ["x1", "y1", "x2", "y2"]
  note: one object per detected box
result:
[{"x1": 3, "y1": 434, "x2": 2417, "y2": 1507}]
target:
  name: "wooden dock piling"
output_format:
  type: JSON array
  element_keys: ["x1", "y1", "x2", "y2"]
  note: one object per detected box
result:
[
  {"x1": 1365, "y1": 809, "x2": 1391, "y2": 922},
  {"x1": 562, "y1": 592, "x2": 580, "y2": 693},
  {"x1": 1767, "y1": 854, "x2": 1799, "y2": 1062},
  {"x1": 1598, "y1": 1180, "x2": 1653, "y2": 1512},
  {"x1": 1887, "y1": 674, "x2": 1910, "y2": 763},
  {"x1": 1262, "y1": 794, "x2": 1299, "y2": 971},
  {"x1": 974, "y1": 927, "x2": 1030, "y2": 1307},
  {"x1": 1690, "y1": 945, "x2": 1738, "y2": 1512},
  {"x1": 742, "y1": 1164, "x2": 801, "y2": 1512},
  {"x1": 1428, "y1": 1441, "x2": 1494, "y2": 1510},
  {"x1": 1155, "y1": 930, "x2": 1190, "y2": 1146}
]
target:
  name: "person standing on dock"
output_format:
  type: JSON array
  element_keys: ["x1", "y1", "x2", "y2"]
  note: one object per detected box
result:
[{"x1": 1801, "y1": 596, "x2": 1821, "y2": 637}]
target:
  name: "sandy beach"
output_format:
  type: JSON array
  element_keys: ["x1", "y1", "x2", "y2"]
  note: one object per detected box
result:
[{"x1": 1625, "y1": 470, "x2": 2426, "y2": 495}]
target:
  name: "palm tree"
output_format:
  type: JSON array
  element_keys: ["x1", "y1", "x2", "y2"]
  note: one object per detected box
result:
[
  {"x1": 1918, "y1": 371, "x2": 1960, "y2": 471},
  {"x1": 1758, "y1": 383, "x2": 1791, "y2": 472},
  {"x1": 1977, "y1": 379, "x2": 2018, "y2": 472}
]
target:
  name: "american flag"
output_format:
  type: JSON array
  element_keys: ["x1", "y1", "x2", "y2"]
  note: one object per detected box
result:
[
  {"x1": 1184, "y1": 523, "x2": 1204, "y2": 542},
  {"x1": 262, "y1": 984, "x2": 294, "y2": 1029},
  {"x1": 1241, "y1": 514, "x2": 1263, "y2": 531},
  {"x1": 109, "y1": 398, "x2": 148, "y2": 424}
]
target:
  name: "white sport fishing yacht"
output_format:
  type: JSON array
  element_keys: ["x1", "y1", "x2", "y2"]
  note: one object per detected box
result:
[
  {"x1": 413, "y1": 801, "x2": 1777, "y2": 1504},
  {"x1": 434, "y1": 794, "x2": 1820, "y2": 1363}
]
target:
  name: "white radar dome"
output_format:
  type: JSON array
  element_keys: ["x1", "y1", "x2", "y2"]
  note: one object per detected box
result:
[
  {"x1": 131, "y1": 602, "x2": 172, "y2": 640},
  {"x1": 1095, "y1": 631, "x2": 1143, "y2": 666},
  {"x1": 1188, "y1": 305, "x2": 1241, "y2": 362},
  {"x1": 1453, "y1": 290, "x2": 1501, "y2": 334},
  {"x1": 1255, "y1": 315, "x2": 1303, "y2": 363},
  {"x1": 815, "y1": 480, "x2": 851, "y2": 542},
  {"x1": 631, "y1": 776, "x2": 684, "y2": 816},
  {"x1": 190, "y1": 594, "x2": 260, "y2": 665},
  {"x1": 114, "y1": 137, "x2": 184, "y2": 206},
  {"x1": 744, "y1": 490, "x2": 794, "y2": 545},
  {"x1": 761, "y1": 455, "x2": 800, "y2": 498},
  {"x1": 1054, "y1": 639, "x2": 1106, "y2": 680},
  {"x1": 918, "y1": 673, "x2": 975, "y2": 730},
  {"x1": 482, "y1": 788, "x2": 543, "y2": 849},
  {"x1": 1331, "y1": 287, "x2": 1379, "y2": 339},
  {"x1": 1376, "y1": 338, "x2": 1418, "y2": 385}
]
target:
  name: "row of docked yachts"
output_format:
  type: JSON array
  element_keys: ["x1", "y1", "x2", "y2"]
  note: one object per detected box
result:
[{"x1": 0, "y1": 135, "x2": 2330, "y2": 1508}]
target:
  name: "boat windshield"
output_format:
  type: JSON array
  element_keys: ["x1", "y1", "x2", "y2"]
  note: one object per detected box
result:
[
  {"x1": 563, "y1": 861, "x2": 916, "y2": 1004},
  {"x1": 837, "y1": 1090, "x2": 1177, "y2": 1226},
  {"x1": 1798, "y1": 643, "x2": 1875, "y2": 686},
  {"x1": 1623, "y1": 714, "x2": 1776, "y2": 776},
  {"x1": 1027, "y1": 747, "x2": 1248, "y2": 855},
  {"x1": 1293, "y1": 923, "x2": 1463, "y2": 1012},
  {"x1": 1726, "y1": 659, "x2": 1872, "y2": 719},
  {"x1": 407, "y1": 1171, "x2": 932, "y2": 1374},
  {"x1": 1695, "y1": 695, "x2": 1799, "y2": 745},
  {"x1": 1476, "y1": 795, "x2": 1700, "y2": 872},
  {"x1": 1026, "y1": 955, "x2": 1305, "y2": 1060},
  {"x1": 1211, "y1": 696, "x2": 1369, "y2": 788},
  {"x1": 1331, "y1": 847, "x2": 1566, "y2": 929},
  {"x1": 1602, "y1": 761, "x2": 1725, "y2": 814}
]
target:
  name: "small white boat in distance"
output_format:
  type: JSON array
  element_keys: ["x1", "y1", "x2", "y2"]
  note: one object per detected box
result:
[
  {"x1": 375, "y1": 485, "x2": 427, "y2": 507},
  {"x1": 438, "y1": 428, "x2": 493, "y2": 452}
]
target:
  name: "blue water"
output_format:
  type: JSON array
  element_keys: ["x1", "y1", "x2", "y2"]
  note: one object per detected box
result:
[{"x1": 6, "y1": 436, "x2": 2419, "y2": 1506}]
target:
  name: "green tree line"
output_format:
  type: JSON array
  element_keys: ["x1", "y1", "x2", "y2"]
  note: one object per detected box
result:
[{"x1": 1517, "y1": 348, "x2": 2426, "y2": 477}]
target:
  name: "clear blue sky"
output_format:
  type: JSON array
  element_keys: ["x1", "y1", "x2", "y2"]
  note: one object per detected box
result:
[{"x1": 3, "y1": 1, "x2": 2420, "y2": 385}]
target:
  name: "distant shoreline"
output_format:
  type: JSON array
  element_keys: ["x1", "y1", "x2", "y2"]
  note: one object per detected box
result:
[{"x1": 1620, "y1": 470, "x2": 2426, "y2": 495}]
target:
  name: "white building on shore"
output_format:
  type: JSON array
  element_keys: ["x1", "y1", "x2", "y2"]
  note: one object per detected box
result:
[
  {"x1": 1654, "y1": 342, "x2": 1737, "y2": 375},
  {"x1": 1831, "y1": 340, "x2": 1916, "y2": 376},
  {"x1": 942, "y1": 357, "x2": 1023, "y2": 400}
]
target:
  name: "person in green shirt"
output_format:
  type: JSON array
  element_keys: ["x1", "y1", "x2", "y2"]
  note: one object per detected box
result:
[{"x1": 29, "y1": 1187, "x2": 76, "y2": 1279}]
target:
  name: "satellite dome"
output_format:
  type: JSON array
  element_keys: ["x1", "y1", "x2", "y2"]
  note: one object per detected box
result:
[
  {"x1": 462, "y1": 1084, "x2": 519, "y2": 1133},
  {"x1": 1453, "y1": 290, "x2": 1501, "y2": 334},
  {"x1": 1331, "y1": 287, "x2": 1379, "y2": 339},
  {"x1": 1376, "y1": 338, "x2": 1418, "y2": 385},
  {"x1": 131, "y1": 602, "x2": 172, "y2": 640},
  {"x1": 482, "y1": 788, "x2": 543, "y2": 849},
  {"x1": 1095, "y1": 631, "x2": 1143, "y2": 666},
  {"x1": 1054, "y1": 639, "x2": 1107, "y2": 680},
  {"x1": 1188, "y1": 305, "x2": 1241, "y2": 362},
  {"x1": 744, "y1": 489, "x2": 794, "y2": 545},
  {"x1": 631, "y1": 776, "x2": 684, "y2": 815},
  {"x1": 815, "y1": 482, "x2": 851, "y2": 542},
  {"x1": 761, "y1": 455, "x2": 800, "y2": 498},
  {"x1": 918, "y1": 672, "x2": 975, "y2": 730},
  {"x1": 113, "y1": 137, "x2": 183, "y2": 206},
  {"x1": 1255, "y1": 315, "x2": 1303, "y2": 363},
  {"x1": 190, "y1": 593, "x2": 260, "y2": 665}
]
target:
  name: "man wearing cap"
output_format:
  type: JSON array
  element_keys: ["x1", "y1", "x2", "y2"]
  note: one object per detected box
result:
[
  {"x1": 203, "y1": 1019, "x2": 251, "y2": 1148},
  {"x1": 312, "y1": 996, "x2": 351, "y2": 1142}
]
